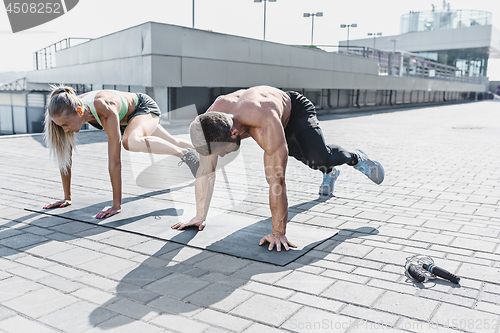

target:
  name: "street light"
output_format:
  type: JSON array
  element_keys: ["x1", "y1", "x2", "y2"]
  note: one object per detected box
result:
[
  {"x1": 303, "y1": 12, "x2": 323, "y2": 46},
  {"x1": 192, "y1": 0, "x2": 195, "y2": 28},
  {"x1": 367, "y1": 32, "x2": 382, "y2": 49},
  {"x1": 254, "y1": 0, "x2": 277, "y2": 41},
  {"x1": 340, "y1": 23, "x2": 357, "y2": 50}
]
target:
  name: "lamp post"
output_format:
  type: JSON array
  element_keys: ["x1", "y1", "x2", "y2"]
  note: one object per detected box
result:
[
  {"x1": 367, "y1": 32, "x2": 382, "y2": 49},
  {"x1": 254, "y1": 0, "x2": 277, "y2": 41},
  {"x1": 303, "y1": 12, "x2": 323, "y2": 46},
  {"x1": 340, "y1": 23, "x2": 357, "y2": 52},
  {"x1": 192, "y1": 0, "x2": 195, "y2": 28}
]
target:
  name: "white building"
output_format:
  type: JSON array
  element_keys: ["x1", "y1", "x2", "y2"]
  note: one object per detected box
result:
[{"x1": 0, "y1": 21, "x2": 489, "y2": 135}]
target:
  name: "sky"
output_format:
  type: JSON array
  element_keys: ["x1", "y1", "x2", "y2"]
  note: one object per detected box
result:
[{"x1": 1, "y1": 0, "x2": 500, "y2": 78}]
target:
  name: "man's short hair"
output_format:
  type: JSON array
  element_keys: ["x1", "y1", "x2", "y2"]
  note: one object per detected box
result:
[{"x1": 190, "y1": 111, "x2": 239, "y2": 156}]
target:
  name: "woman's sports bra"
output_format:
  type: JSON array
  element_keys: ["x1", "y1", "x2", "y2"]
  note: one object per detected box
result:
[{"x1": 80, "y1": 90, "x2": 138, "y2": 128}]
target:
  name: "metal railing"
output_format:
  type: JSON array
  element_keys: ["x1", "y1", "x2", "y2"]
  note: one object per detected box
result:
[
  {"x1": 315, "y1": 45, "x2": 488, "y2": 85},
  {"x1": 0, "y1": 77, "x2": 26, "y2": 91},
  {"x1": 33, "y1": 37, "x2": 91, "y2": 70}
]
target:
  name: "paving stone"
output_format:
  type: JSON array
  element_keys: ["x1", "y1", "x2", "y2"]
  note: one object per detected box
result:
[
  {"x1": 230, "y1": 294, "x2": 302, "y2": 326},
  {"x1": 148, "y1": 295, "x2": 202, "y2": 317},
  {"x1": 198, "y1": 272, "x2": 248, "y2": 288},
  {"x1": 281, "y1": 306, "x2": 354, "y2": 332},
  {"x1": 109, "y1": 264, "x2": 172, "y2": 287},
  {"x1": 150, "y1": 313, "x2": 210, "y2": 333},
  {"x1": 7, "y1": 264, "x2": 52, "y2": 281},
  {"x1": 3, "y1": 288, "x2": 78, "y2": 319},
  {"x1": 274, "y1": 271, "x2": 334, "y2": 295},
  {"x1": 373, "y1": 291, "x2": 439, "y2": 321},
  {"x1": 48, "y1": 246, "x2": 104, "y2": 266},
  {"x1": 0, "y1": 276, "x2": 42, "y2": 302},
  {"x1": 431, "y1": 303, "x2": 499, "y2": 333},
  {"x1": 341, "y1": 304, "x2": 399, "y2": 327},
  {"x1": 24, "y1": 240, "x2": 76, "y2": 258},
  {"x1": 145, "y1": 272, "x2": 210, "y2": 299},
  {"x1": 77, "y1": 255, "x2": 137, "y2": 276},
  {"x1": 0, "y1": 232, "x2": 48, "y2": 249},
  {"x1": 457, "y1": 263, "x2": 500, "y2": 284},
  {"x1": 106, "y1": 298, "x2": 159, "y2": 321},
  {"x1": 194, "y1": 308, "x2": 252, "y2": 332},
  {"x1": 184, "y1": 283, "x2": 253, "y2": 312},
  {"x1": 128, "y1": 239, "x2": 182, "y2": 256},
  {"x1": 242, "y1": 323, "x2": 284, "y2": 333},
  {"x1": 71, "y1": 288, "x2": 116, "y2": 305},
  {"x1": 38, "y1": 301, "x2": 117, "y2": 333},
  {"x1": 49, "y1": 221, "x2": 96, "y2": 235},
  {"x1": 0, "y1": 316, "x2": 56, "y2": 333},
  {"x1": 85, "y1": 314, "x2": 165, "y2": 333},
  {"x1": 321, "y1": 280, "x2": 384, "y2": 307},
  {"x1": 288, "y1": 293, "x2": 344, "y2": 312},
  {"x1": 231, "y1": 262, "x2": 291, "y2": 284},
  {"x1": 0, "y1": 307, "x2": 14, "y2": 321}
]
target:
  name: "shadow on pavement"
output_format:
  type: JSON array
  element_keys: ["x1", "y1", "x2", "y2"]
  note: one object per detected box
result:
[{"x1": 88, "y1": 226, "x2": 379, "y2": 329}]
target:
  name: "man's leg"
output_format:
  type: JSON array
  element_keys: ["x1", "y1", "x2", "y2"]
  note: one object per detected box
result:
[
  {"x1": 294, "y1": 127, "x2": 384, "y2": 194},
  {"x1": 287, "y1": 127, "x2": 351, "y2": 195},
  {"x1": 294, "y1": 127, "x2": 357, "y2": 172}
]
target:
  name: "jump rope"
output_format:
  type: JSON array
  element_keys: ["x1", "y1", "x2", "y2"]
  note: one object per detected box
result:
[{"x1": 405, "y1": 254, "x2": 461, "y2": 284}]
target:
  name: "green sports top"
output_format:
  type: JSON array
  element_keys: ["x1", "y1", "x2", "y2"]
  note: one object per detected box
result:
[{"x1": 80, "y1": 90, "x2": 138, "y2": 127}]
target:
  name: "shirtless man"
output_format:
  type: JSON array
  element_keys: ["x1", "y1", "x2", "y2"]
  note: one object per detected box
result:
[{"x1": 171, "y1": 86, "x2": 384, "y2": 251}]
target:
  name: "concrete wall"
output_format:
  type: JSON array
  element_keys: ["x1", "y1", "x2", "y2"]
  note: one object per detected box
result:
[
  {"x1": 341, "y1": 25, "x2": 494, "y2": 53},
  {"x1": 26, "y1": 21, "x2": 486, "y2": 94}
]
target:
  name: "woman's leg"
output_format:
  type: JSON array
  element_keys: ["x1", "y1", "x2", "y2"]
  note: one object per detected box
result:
[
  {"x1": 122, "y1": 114, "x2": 188, "y2": 157},
  {"x1": 150, "y1": 123, "x2": 193, "y2": 149}
]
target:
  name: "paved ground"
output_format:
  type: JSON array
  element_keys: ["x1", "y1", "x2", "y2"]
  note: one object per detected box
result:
[{"x1": 0, "y1": 100, "x2": 500, "y2": 333}]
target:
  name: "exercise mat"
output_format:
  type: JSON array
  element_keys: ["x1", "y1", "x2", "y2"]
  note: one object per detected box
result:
[{"x1": 26, "y1": 193, "x2": 337, "y2": 266}]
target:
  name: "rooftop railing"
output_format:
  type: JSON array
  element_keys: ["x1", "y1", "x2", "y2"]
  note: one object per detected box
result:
[
  {"x1": 33, "y1": 37, "x2": 91, "y2": 71},
  {"x1": 317, "y1": 45, "x2": 488, "y2": 85}
]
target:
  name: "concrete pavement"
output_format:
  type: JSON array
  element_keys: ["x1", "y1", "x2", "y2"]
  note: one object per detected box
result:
[{"x1": 0, "y1": 100, "x2": 499, "y2": 332}]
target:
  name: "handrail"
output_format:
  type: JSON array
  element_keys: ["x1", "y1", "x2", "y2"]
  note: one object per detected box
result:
[
  {"x1": 312, "y1": 45, "x2": 488, "y2": 85},
  {"x1": 33, "y1": 37, "x2": 91, "y2": 70}
]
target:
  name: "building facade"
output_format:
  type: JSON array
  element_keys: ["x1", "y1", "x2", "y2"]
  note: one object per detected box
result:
[{"x1": 341, "y1": 9, "x2": 500, "y2": 79}]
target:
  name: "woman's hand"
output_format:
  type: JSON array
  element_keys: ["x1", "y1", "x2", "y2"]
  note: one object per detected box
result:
[
  {"x1": 43, "y1": 199, "x2": 71, "y2": 209},
  {"x1": 95, "y1": 205, "x2": 121, "y2": 219}
]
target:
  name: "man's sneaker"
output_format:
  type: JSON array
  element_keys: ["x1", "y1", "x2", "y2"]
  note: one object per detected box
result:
[
  {"x1": 178, "y1": 148, "x2": 199, "y2": 177},
  {"x1": 319, "y1": 167, "x2": 340, "y2": 196},
  {"x1": 353, "y1": 149, "x2": 384, "y2": 184}
]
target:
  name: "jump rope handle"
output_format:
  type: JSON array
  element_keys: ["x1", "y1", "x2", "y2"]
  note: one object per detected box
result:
[
  {"x1": 423, "y1": 263, "x2": 461, "y2": 284},
  {"x1": 408, "y1": 265, "x2": 426, "y2": 282}
]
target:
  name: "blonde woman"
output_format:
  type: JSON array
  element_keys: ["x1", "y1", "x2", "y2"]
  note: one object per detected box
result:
[{"x1": 43, "y1": 86, "x2": 199, "y2": 219}]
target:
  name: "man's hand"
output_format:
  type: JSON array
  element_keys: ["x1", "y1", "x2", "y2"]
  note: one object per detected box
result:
[
  {"x1": 171, "y1": 216, "x2": 206, "y2": 231},
  {"x1": 259, "y1": 232, "x2": 297, "y2": 252},
  {"x1": 43, "y1": 199, "x2": 71, "y2": 209},
  {"x1": 95, "y1": 205, "x2": 121, "y2": 219}
]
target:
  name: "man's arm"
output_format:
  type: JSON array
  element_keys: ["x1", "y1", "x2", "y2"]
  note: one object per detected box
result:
[
  {"x1": 254, "y1": 119, "x2": 297, "y2": 251},
  {"x1": 172, "y1": 153, "x2": 218, "y2": 230}
]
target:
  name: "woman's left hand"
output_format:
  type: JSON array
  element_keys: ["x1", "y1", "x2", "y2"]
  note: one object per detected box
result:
[{"x1": 95, "y1": 205, "x2": 121, "y2": 219}]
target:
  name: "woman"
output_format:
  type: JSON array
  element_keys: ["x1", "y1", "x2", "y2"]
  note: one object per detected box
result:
[{"x1": 43, "y1": 86, "x2": 199, "y2": 219}]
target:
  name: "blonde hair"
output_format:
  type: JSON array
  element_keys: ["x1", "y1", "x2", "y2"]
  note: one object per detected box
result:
[{"x1": 44, "y1": 85, "x2": 82, "y2": 174}]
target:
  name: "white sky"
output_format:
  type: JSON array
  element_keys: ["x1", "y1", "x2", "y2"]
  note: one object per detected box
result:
[{"x1": 1, "y1": 0, "x2": 500, "y2": 78}]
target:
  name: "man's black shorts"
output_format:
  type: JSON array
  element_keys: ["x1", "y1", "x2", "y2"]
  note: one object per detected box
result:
[{"x1": 284, "y1": 91, "x2": 320, "y2": 140}]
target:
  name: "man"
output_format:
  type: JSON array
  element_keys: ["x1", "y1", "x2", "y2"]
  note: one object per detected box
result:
[{"x1": 171, "y1": 86, "x2": 384, "y2": 251}]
